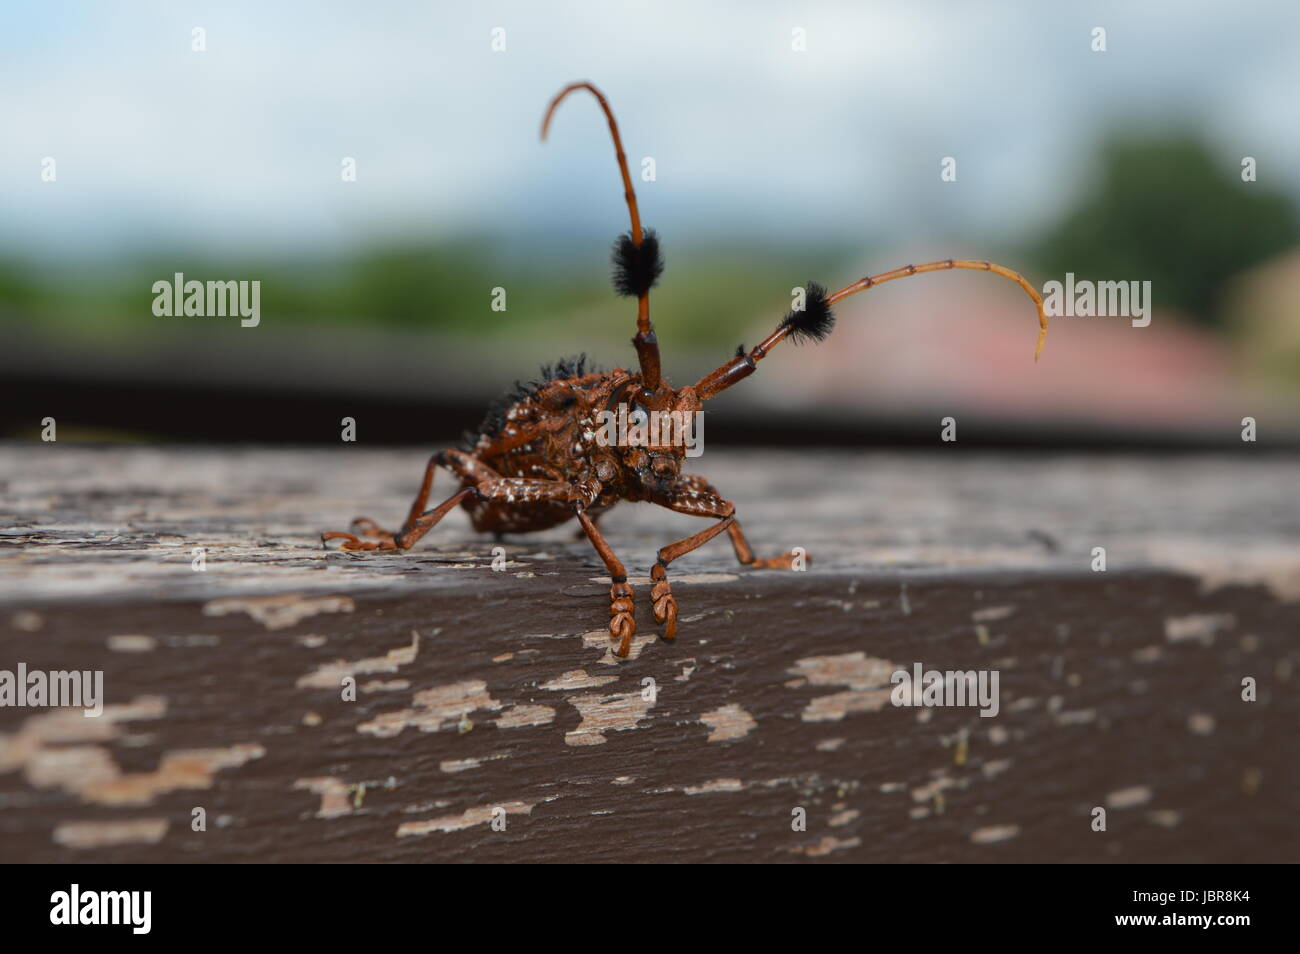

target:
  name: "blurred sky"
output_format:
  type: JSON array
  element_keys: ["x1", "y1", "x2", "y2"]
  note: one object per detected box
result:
[{"x1": 3, "y1": 0, "x2": 1299, "y2": 261}]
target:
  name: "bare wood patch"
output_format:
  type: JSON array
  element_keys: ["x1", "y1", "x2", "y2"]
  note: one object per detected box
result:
[
  {"x1": 203, "y1": 593, "x2": 354, "y2": 631},
  {"x1": 53, "y1": 818, "x2": 169, "y2": 849},
  {"x1": 700, "y1": 703, "x2": 757, "y2": 742}
]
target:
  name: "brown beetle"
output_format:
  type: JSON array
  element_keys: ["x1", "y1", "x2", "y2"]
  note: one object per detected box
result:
[{"x1": 323, "y1": 81, "x2": 1049, "y2": 658}]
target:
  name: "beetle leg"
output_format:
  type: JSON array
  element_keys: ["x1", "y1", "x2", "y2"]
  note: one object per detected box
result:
[
  {"x1": 646, "y1": 475, "x2": 808, "y2": 641},
  {"x1": 324, "y1": 487, "x2": 477, "y2": 551},
  {"x1": 649, "y1": 514, "x2": 733, "y2": 641},
  {"x1": 665, "y1": 475, "x2": 808, "y2": 570},
  {"x1": 723, "y1": 522, "x2": 809, "y2": 570},
  {"x1": 645, "y1": 481, "x2": 738, "y2": 641},
  {"x1": 572, "y1": 507, "x2": 605, "y2": 540},
  {"x1": 575, "y1": 507, "x2": 637, "y2": 658},
  {"x1": 322, "y1": 449, "x2": 501, "y2": 551}
]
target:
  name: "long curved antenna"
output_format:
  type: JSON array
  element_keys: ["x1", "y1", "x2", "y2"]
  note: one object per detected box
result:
[
  {"x1": 542, "y1": 82, "x2": 642, "y2": 239},
  {"x1": 826, "y1": 259, "x2": 1048, "y2": 359},
  {"x1": 542, "y1": 81, "x2": 662, "y2": 390},
  {"x1": 695, "y1": 258, "x2": 1049, "y2": 401}
]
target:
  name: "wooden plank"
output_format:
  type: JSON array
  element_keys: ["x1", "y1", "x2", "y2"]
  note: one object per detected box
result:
[{"x1": 1, "y1": 446, "x2": 1297, "y2": 862}]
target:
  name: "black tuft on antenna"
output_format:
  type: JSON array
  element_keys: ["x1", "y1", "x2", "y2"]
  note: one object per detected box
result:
[
  {"x1": 779, "y1": 281, "x2": 835, "y2": 344},
  {"x1": 611, "y1": 229, "x2": 664, "y2": 297}
]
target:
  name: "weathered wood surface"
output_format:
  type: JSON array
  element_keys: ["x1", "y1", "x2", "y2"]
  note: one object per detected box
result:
[{"x1": 1, "y1": 445, "x2": 1297, "y2": 863}]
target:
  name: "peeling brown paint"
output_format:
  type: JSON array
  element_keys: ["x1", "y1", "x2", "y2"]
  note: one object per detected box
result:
[
  {"x1": 203, "y1": 593, "x2": 354, "y2": 630},
  {"x1": 1055, "y1": 708, "x2": 1097, "y2": 726},
  {"x1": 396, "y1": 800, "x2": 534, "y2": 836},
  {"x1": 360, "y1": 679, "x2": 410, "y2": 693},
  {"x1": 439, "y1": 757, "x2": 482, "y2": 774},
  {"x1": 970, "y1": 824, "x2": 1020, "y2": 844},
  {"x1": 1147, "y1": 809, "x2": 1182, "y2": 828},
  {"x1": 911, "y1": 776, "x2": 959, "y2": 804},
  {"x1": 81, "y1": 744, "x2": 265, "y2": 806},
  {"x1": 0, "y1": 699, "x2": 154, "y2": 770},
  {"x1": 972, "y1": 605, "x2": 1016, "y2": 622},
  {"x1": 792, "y1": 835, "x2": 861, "y2": 856},
  {"x1": 1150, "y1": 544, "x2": 1300, "y2": 603},
  {"x1": 107, "y1": 634, "x2": 156, "y2": 652},
  {"x1": 295, "y1": 777, "x2": 353, "y2": 818},
  {"x1": 358, "y1": 680, "x2": 500, "y2": 737},
  {"x1": 495, "y1": 705, "x2": 555, "y2": 729},
  {"x1": 295, "y1": 775, "x2": 396, "y2": 817},
  {"x1": 4, "y1": 447, "x2": 1297, "y2": 864},
  {"x1": 0, "y1": 696, "x2": 169, "y2": 797},
  {"x1": 700, "y1": 704, "x2": 756, "y2": 742},
  {"x1": 12, "y1": 610, "x2": 44, "y2": 632},
  {"x1": 1164, "y1": 613, "x2": 1234, "y2": 645},
  {"x1": 297, "y1": 631, "x2": 419, "y2": 690},
  {"x1": 801, "y1": 689, "x2": 893, "y2": 722},
  {"x1": 789, "y1": 652, "x2": 895, "y2": 722},
  {"x1": 1106, "y1": 785, "x2": 1153, "y2": 809},
  {"x1": 565, "y1": 691, "x2": 654, "y2": 746},
  {"x1": 982, "y1": 759, "x2": 1012, "y2": 779},
  {"x1": 685, "y1": 778, "x2": 744, "y2": 794},
  {"x1": 540, "y1": 669, "x2": 619, "y2": 690},
  {"x1": 1188, "y1": 713, "x2": 1216, "y2": 735},
  {"x1": 53, "y1": 818, "x2": 169, "y2": 849}
]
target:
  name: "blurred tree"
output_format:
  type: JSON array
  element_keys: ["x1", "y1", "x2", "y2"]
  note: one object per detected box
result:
[
  {"x1": 1034, "y1": 132, "x2": 1299, "y2": 328},
  {"x1": 0, "y1": 264, "x2": 36, "y2": 313}
]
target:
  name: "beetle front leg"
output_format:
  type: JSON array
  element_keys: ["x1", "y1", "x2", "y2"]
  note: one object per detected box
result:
[
  {"x1": 662, "y1": 474, "x2": 808, "y2": 570},
  {"x1": 649, "y1": 513, "x2": 735, "y2": 641},
  {"x1": 648, "y1": 475, "x2": 806, "y2": 642},
  {"x1": 574, "y1": 507, "x2": 637, "y2": 658},
  {"x1": 647, "y1": 482, "x2": 742, "y2": 642},
  {"x1": 722, "y1": 521, "x2": 809, "y2": 570}
]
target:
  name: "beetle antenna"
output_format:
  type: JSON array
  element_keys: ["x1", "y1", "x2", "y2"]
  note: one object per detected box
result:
[
  {"x1": 542, "y1": 81, "x2": 663, "y2": 390},
  {"x1": 694, "y1": 259, "x2": 1049, "y2": 401}
]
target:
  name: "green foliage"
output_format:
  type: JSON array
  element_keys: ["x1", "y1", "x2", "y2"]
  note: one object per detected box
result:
[
  {"x1": 0, "y1": 240, "x2": 849, "y2": 356},
  {"x1": 1033, "y1": 133, "x2": 1299, "y2": 327},
  {"x1": 0, "y1": 263, "x2": 36, "y2": 311}
]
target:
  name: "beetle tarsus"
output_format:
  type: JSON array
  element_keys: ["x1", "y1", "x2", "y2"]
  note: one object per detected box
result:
[
  {"x1": 610, "y1": 581, "x2": 637, "y2": 657},
  {"x1": 650, "y1": 563, "x2": 678, "y2": 641}
]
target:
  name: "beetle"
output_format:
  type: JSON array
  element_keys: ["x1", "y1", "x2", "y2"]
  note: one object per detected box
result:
[{"x1": 322, "y1": 80, "x2": 1049, "y2": 658}]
